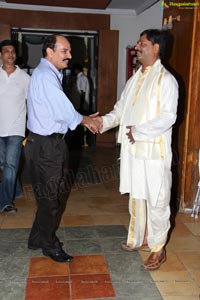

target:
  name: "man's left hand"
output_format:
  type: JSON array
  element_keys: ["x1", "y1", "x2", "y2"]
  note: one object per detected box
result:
[{"x1": 126, "y1": 126, "x2": 135, "y2": 144}]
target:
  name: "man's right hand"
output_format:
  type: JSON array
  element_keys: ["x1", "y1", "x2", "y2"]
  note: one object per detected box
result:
[{"x1": 81, "y1": 114, "x2": 103, "y2": 134}]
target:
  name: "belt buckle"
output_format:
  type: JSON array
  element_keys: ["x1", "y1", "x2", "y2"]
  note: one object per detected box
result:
[
  {"x1": 60, "y1": 133, "x2": 66, "y2": 140},
  {"x1": 54, "y1": 133, "x2": 66, "y2": 140}
]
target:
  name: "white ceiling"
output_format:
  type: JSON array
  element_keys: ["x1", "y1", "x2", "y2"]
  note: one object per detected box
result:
[
  {"x1": 0, "y1": 0, "x2": 160, "y2": 15},
  {"x1": 107, "y1": 0, "x2": 160, "y2": 15}
]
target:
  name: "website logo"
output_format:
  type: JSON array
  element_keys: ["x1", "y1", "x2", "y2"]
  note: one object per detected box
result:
[{"x1": 161, "y1": 1, "x2": 200, "y2": 10}]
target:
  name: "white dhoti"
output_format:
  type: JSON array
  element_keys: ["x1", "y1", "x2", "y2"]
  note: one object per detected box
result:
[
  {"x1": 127, "y1": 194, "x2": 170, "y2": 251},
  {"x1": 120, "y1": 150, "x2": 171, "y2": 251}
]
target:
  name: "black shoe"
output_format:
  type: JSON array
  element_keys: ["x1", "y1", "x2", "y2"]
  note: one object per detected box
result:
[
  {"x1": 42, "y1": 248, "x2": 73, "y2": 263},
  {"x1": 1, "y1": 204, "x2": 17, "y2": 213},
  {"x1": 28, "y1": 241, "x2": 64, "y2": 251}
]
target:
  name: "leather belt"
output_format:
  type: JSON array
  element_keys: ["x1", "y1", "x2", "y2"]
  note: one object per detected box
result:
[
  {"x1": 49, "y1": 133, "x2": 66, "y2": 140},
  {"x1": 30, "y1": 132, "x2": 66, "y2": 140}
]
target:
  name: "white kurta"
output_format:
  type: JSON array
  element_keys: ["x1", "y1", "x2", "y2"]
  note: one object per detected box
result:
[{"x1": 101, "y1": 59, "x2": 178, "y2": 208}]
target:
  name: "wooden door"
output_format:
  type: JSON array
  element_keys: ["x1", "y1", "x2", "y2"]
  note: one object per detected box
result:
[
  {"x1": 0, "y1": 24, "x2": 11, "y2": 41},
  {"x1": 182, "y1": 7, "x2": 200, "y2": 208},
  {"x1": 96, "y1": 29, "x2": 119, "y2": 146},
  {"x1": 163, "y1": 5, "x2": 196, "y2": 210}
]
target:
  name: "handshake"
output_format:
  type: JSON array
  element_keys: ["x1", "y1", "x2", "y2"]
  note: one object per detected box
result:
[
  {"x1": 81, "y1": 112, "x2": 135, "y2": 144},
  {"x1": 81, "y1": 112, "x2": 103, "y2": 134}
]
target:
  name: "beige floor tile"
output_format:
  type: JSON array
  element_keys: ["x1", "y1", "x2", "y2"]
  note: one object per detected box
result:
[
  {"x1": 63, "y1": 201, "x2": 92, "y2": 215},
  {"x1": 169, "y1": 222, "x2": 193, "y2": 238},
  {"x1": 104, "y1": 181, "x2": 120, "y2": 190},
  {"x1": 81, "y1": 184, "x2": 108, "y2": 197},
  {"x1": 88, "y1": 195, "x2": 128, "y2": 205},
  {"x1": 65, "y1": 193, "x2": 87, "y2": 202},
  {"x1": 155, "y1": 280, "x2": 200, "y2": 297},
  {"x1": 184, "y1": 222, "x2": 200, "y2": 236},
  {"x1": 103, "y1": 180, "x2": 120, "y2": 190},
  {"x1": 86, "y1": 196, "x2": 112, "y2": 204},
  {"x1": 151, "y1": 270, "x2": 194, "y2": 283},
  {"x1": 14, "y1": 197, "x2": 29, "y2": 206},
  {"x1": 176, "y1": 252, "x2": 200, "y2": 270},
  {"x1": 66, "y1": 192, "x2": 86, "y2": 201},
  {"x1": 15, "y1": 201, "x2": 36, "y2": 210},
  {"x1": 0, "y1": 214, "x2": 5, "y2": 227},
  {"x1": 163, "y1": 296, "x2": 200, "y2": 300},
  {"x1": 89, "y1": 203, "x2": 128, "y2": 215},
  {"x1": 190, "y1": 270, "x2": 200, "y2": 285},
  {"x1": 1, "y1": 215, "x2": 35, "y2": 228},
  {"x1": 176, "y1": 213, "x2": 200, "y2": 223},
  {"x1": 101, "y1": 166, "x2": 120, "y2": 178},
  {"x1": 15, "y1": 209, "x2": 36, "y2": 218},
  {"x1": 167, "y1": 236, "x2": 200, "y2": 252},
  {"x1": 117, "y1": 213, "x2": 130, "y2": 222},
  {"x1": 14, "y1": 190, "x2": 35, "y2": 201},
  {"x1": 107, "y1": 193, "x2": 129, "y2": 204},
  {"x1": 68, "y1": 188, "x2": 86, "y2": 197},
  {"x1": 61, "y1": 215, "x2": 94, "y2": 226},
  {"x1": 92, "y1": 214, "x2": 129, "y2": 226}
]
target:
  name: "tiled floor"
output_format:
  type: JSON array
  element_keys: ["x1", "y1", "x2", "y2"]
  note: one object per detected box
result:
[
  {"x1": 26, "y1": 254, "x2": 116, "y2": 300},
  {"x1": 0, "y1": 146, "x2": 200, "y2": 300}
]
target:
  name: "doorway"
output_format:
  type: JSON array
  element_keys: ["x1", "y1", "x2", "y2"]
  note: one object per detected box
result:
[{"x1": 11, "y1": 28, "x2": 98, "y2": 115}]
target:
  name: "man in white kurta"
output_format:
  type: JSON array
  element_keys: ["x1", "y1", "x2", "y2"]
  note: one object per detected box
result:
[
  {"x1": 0, "y1": 40, "x2": 30, "y2": 212},
  {"x1": 99, "y1": 29, "x2": 178, "y2": 270}
]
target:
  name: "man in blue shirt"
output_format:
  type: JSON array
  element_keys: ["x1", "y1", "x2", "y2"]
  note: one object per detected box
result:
[{"x1": 25, "y1": 35, "x2": 99, "y2": 263}]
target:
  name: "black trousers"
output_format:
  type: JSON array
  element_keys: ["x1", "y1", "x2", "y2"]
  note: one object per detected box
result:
[{"x1": 25, "y1": 132, "x2": 69, "y2": 250}]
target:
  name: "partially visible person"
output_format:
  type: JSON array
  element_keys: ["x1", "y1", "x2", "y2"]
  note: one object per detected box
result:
[
  {"x1": 0, "y1": 40, "x2": 30, "y2": 213},
  {"x1": 72, "y1": 63, "x2": 90, "y2": 113},
  {"x1": 69, "y1": 63, "x2": 91, "y2": 147},
  {"x1": 25, "y1": 35, "x2": 99, "y2": 263},
  {"x1": 95, "y1": 29, "x2": 178, "y2": 270}
]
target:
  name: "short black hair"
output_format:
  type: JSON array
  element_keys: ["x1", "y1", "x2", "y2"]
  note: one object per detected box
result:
[
  {"x1": 42, "y1": 34, "x2": 68, "y2": 57},
  {"x1": 0, "y1": 39, "x2": 17, "y2": 52},
  {"x1": 140, "y1": 29, "x2": 167, "y2": 59},
  {"x1": 42, "y1": 35, "x2": 57, "y2": 57}
]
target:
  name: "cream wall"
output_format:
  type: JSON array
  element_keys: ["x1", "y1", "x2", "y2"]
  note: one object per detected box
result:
[{"x1": 111, "y1": 2, "x2": 163, "y2": 99}]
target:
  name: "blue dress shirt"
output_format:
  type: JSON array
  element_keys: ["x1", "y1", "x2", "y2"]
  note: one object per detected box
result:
[{"x1": 27, "y1": 58, "x2": 83, "y2": 135}]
